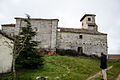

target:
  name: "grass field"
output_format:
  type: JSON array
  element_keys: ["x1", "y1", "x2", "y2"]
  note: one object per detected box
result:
[
  {"x1": 92, "y1": 61, "x2": 120, "y2": 80},
  {"x1": 1, "y1": 56, "x2": 120, "y2": 80}
]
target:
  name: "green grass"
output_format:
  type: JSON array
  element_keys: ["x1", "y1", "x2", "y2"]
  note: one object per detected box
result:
[
  {"x1": 1, "y1": 56, "x2": 120, "y2": 80},
  {"x1": 92, "y1": 61, "x2": 120, "y2": 80}
]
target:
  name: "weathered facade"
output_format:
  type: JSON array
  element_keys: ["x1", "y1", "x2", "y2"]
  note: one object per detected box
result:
[
  {"x1": 14, "y1": 18, "x2": 59, "y2": 51},
  {"x1": 57, "y1": 28, "x2": 107, "y2": 57},
  {"x1": 1, "y1": 14, "x2": 108, "y2": 57},
  {"x1": 0, "y1": 31, "x2": 13, "y2": 73},
  {"x1": 1, "y1": 24, "x2": 15, "y2": 37},
  {"x1": 57, "y1": 14, "x2": 107, "y2": 57}
]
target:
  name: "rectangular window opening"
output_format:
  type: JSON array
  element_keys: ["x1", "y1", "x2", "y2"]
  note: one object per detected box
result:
[{"x1": 79, "y1": 35, "x2": 83, "y2": 39}]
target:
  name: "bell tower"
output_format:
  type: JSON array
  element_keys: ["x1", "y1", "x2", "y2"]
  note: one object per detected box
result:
[{"x1": 80, "y1": 14, "x2": 98, "y2": 31}]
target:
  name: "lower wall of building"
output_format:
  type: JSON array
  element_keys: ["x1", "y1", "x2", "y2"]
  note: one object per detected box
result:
[{"x1": 0, "y1": 35, "x2": 13, "y2": 73}]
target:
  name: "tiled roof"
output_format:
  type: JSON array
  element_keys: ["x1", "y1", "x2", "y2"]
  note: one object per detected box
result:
[
  {"x1": 14, "y1": 17, "x2": 59, "y2": 21},
  {"x1": 58, "y1": 27, "x2": 107, "y2": 35},
  {"x1": 1, "y1": 24, "x2": 15, "y2": 27},
  {"x1": 80, "y1": 14, "x2": 96, "y2": 21}
]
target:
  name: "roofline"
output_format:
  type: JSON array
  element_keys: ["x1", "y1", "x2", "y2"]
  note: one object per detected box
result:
[
  {"x1": 59, "y1": 31, "x2": 107, "y2": 35},
  {"x1": 1, "y1": 24, "x2": 15, "y2": 27},
  {"x1": 14, "y1": 17, "x2": 59, "y2": 21},
  {"x1": 58, "y1": 27, "x2": 82, "y2": 29},
  {"x1": 58, "y1": 27, "x2": 107, "y2": 35},
  {"x1": 80, "y1": 14, "x2": 96, "y2": 21}
]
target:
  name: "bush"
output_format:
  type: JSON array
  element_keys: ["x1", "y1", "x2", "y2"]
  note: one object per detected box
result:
[
  {"x1": 0, "y1": 73, "x2": 13, "y2": 80},
  {"x1": 56, "y1": 49, "x2": 80, "y2": 57},
  {"x1": 0, "y1": 77, "x2": 13, "y2": 80},
  {"x1": 16, "y1": 50, "x2": 44, "y2": 69},
  {"x1": 81, "y1": 53, "x2": 100, "y2": 59}
]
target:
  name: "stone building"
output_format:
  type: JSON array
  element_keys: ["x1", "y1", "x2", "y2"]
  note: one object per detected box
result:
[
  {"x1": 57, "y1": 14, "x2": 107, "y2": 57},
  {"x1": 14, "y1": 17, "x2": 59, "y2": 52},
  {"x1": 1, "y1": 24, "x2": 15, "y2": 37},
  {"x1": 1, "y1": 14, "x2": 107, "y2": 57}
]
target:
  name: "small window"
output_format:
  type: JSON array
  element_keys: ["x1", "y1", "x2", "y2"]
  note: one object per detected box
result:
[
  {"x1": 57, "y1": 29, "x2": 60, "y2": 31},
  {"x1": 88, "y1": 18, "x2": 91, "y2": 21},
  {"x1": 79, "y1": 35, "x2": 83, "y2": 39}
]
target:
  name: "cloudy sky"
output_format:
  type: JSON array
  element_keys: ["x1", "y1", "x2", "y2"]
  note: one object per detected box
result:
[{"x1": 0, "y1": 0, "x2": 120, "y2": 54}]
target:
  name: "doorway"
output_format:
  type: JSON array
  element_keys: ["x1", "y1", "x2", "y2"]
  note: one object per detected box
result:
[{"x1": 78, "y1": 47, "x2": 83, "y2": 54}]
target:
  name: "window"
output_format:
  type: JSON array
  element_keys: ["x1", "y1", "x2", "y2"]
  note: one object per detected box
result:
[
  {"x1": 79, "y1": 35, "x2": 83, "y2": 39},
  {"x1": 57, "y1": 29, "x2": 60, "y2": 31},
  {"x1": 88, "y1": 18, "x2": 91, "y2": 21}
]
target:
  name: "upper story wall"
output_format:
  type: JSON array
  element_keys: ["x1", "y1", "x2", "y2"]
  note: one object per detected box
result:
[
  {"x1": 1, "y1": 24, "x2": 15, "y2": 37},
  {"x1": 14, "y1": 18, "x2": 59, "y2": 50},
  {"x1": 80, "y1": 14, "x2": 98, "y2": 31}
]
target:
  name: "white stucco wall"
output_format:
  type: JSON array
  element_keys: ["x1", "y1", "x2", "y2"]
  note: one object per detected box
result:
[{"x1": 0, "y1": 34, "x2": 13, "y2": 73}]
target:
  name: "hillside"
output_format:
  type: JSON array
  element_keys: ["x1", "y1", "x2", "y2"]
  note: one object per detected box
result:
[{"x1": 1, "y1": 56, "x2": 120, "y2": 80}]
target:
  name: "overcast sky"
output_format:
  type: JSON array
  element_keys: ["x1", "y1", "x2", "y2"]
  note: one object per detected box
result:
[{"x1": 0, "y1": 0, "x2": 120, "y2": 54}]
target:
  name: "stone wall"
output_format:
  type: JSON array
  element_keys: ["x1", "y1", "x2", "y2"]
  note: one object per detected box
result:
[
  {"x1": 0, "y1": 34, "x2": 13, "y2": 73},
  {"x1": 2, "y1": 24, "x2": 15, "y2": 37},
  {"x1": 14, "y1": 18, "x2": 59, "y2": 51},
  {"x1": 57, "y1": 32, "x2": 107, "y2": 57},
  {"x1": 81, "y1": 15, "x2": 98, "y2": 31}
]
